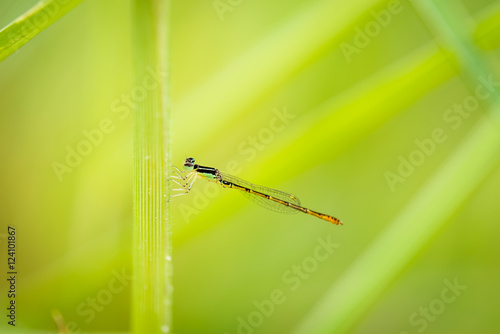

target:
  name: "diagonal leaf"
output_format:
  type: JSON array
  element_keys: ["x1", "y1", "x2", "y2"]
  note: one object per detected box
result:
[
  {"x1": 0, "y1": 0, "x2": 84, "y2": 63},
  {"x1": 175, "y1": 0, "x2": 383, "y2": 156},
  {"x1": 291, "y1": 112, "x2": 500, "y2": 334},
  {"x1": 292, "y1": 0, "x2": 500, "y2": 332}
]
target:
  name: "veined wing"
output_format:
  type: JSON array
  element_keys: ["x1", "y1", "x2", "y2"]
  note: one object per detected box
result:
[{"x1": 219, "y1": 172, "x2": 301, "y2": 214}]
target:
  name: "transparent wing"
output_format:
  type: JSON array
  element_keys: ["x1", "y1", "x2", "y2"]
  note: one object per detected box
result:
[{"x1": 219, "y1": 172, "x2": 301, "y2": 214}]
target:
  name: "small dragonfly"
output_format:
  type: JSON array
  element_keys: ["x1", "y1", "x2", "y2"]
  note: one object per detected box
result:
[{"x1": 170, "y1": 158, "x2": 342, "y2": 225}]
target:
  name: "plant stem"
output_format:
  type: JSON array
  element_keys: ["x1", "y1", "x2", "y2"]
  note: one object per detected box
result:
[{"x1": 131, "y1": 0, "x2": 172, "y2": 333}]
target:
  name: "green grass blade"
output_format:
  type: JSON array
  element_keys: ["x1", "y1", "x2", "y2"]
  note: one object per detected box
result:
[
  {"x1": 0, "y1": 0, "x2": 83, "y2": 63},
  {"x1": 291, "y1": 112, "x2": 500, "y2": 334},
  {"x1": 473, "y1": 2, "x2": 500, "y2": 50},
  {"x1": 412, "y1": 0, "x2": 500, "y2": 95},
  {"x1": 176, "y1": 0, "x2": 382, "y2": 156},
  {"x1": 292, "y1": 0, "x2": 500, "y2": 332},
  {"x1": 131, "y1": 0, "x2": 172, "y2": 333}
]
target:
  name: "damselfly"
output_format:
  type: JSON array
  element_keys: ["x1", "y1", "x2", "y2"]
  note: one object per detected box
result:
[{"x1": 171, "y1": 158, "x2": 342, "y2": 225}]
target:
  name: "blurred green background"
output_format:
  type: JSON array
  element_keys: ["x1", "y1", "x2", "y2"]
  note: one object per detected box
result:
[{"x1": 1, "y1": 0, "x2": 500, "y2": 333}]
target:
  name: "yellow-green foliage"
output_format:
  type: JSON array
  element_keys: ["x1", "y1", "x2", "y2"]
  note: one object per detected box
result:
[{"x1": 1, "y1": 0, "x2": 500, "y2": 333}]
